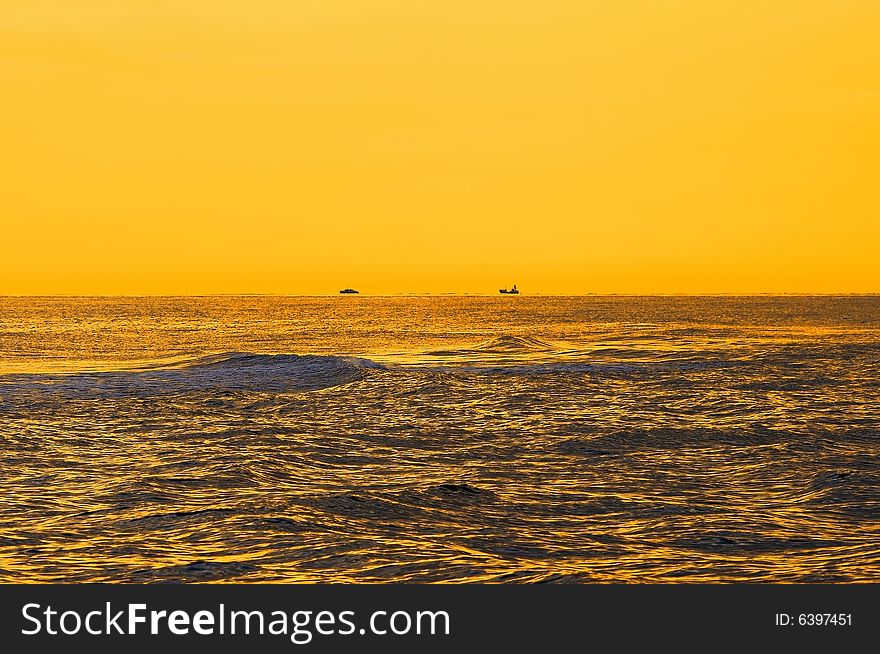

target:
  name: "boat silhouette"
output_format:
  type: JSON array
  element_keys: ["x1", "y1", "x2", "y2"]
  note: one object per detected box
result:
[
  {"x1": 499, "y1": 284, "x2": 520, "y2": 295},
  {"x1": 338, "y1": 288, "x2": 360, "y2": 294}
]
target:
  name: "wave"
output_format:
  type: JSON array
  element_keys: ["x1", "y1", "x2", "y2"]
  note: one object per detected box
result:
[
  {"x1": 0, "y1": 352, "x2": 383, "y2": 400},
  {"x1": 0, "y1": 349, "x2": 774, "y2": 405},
  {"x1": 470, "y1": 335, "x2": 555, "y2": 353},
  {"x1": 418, "y1": 335, "x2": 754, "y2": 375},
  {"x1": 425, "y1": 334, "x2": 555, "y2": 357}
]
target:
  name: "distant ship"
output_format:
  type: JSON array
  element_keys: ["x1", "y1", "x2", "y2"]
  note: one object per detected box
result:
[
  {"x1": 338, "y1": 288, "x2": 360, "y2": 294},
  {"x1": 499, "y1": 284, "x2": 520, "y2": 295}
]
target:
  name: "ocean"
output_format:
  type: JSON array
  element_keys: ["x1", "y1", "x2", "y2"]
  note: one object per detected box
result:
[{"x1": 0, "y1": 295, "x2": 878, "y2": 582}]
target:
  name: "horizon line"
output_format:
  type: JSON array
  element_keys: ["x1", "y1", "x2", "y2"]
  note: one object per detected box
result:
[{"x1": 0, "y1": 292, "x2": 877, "y2": 298}]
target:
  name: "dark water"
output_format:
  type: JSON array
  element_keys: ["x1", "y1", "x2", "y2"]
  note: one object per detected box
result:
[{"x1": 0, "y1": 296, "x2": 878, "y2": 582}]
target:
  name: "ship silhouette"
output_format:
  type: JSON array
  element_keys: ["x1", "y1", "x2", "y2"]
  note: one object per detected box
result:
[
  {"x1": 338, "y1": 288, "x2": 360, "y2": 294},
  {"x1": 499, "y1": 284, "x2": 519, "y2": 295}
]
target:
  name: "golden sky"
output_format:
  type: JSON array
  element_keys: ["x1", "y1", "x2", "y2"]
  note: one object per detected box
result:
[{"x1": 2, "y1": 1, "x2": 878, "y2": 294}]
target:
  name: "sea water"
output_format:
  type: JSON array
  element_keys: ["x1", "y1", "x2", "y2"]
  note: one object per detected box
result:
[{"x1": 0, "y1": 296, "x2": 877, "y2": 582}]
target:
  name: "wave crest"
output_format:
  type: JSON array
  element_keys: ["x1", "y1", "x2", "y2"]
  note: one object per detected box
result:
[
  {"x1": 426, "y1": 334, "x2": 555, "y2": 358},
  {"x1": 3, "y1": 352, "x2": 382, "y2": 399}
]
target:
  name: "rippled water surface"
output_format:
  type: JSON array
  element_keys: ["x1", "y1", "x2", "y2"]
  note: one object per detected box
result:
[{"x1": 1, "y1": 296, "x2": 878, "y2": 582}]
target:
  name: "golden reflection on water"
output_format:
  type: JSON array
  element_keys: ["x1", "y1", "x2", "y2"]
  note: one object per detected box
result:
[{"x1": 0, "y1": 296, "x2": 878, "y2": 582}]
